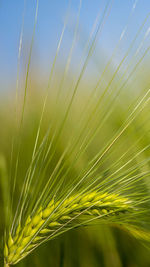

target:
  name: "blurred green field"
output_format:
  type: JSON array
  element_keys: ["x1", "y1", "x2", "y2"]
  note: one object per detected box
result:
[{"x1": 0, "y1": 79, "x2": 150, "y2": 266}]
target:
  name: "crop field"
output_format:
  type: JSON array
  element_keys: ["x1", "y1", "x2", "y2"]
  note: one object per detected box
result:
[{"x1": 0, "y1": 1, "x2": 150, "y2": 266}]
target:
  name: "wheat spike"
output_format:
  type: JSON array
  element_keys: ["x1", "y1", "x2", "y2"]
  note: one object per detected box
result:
[{"x1": 4, "y1": 191, "x2": 132, "y2": 265}]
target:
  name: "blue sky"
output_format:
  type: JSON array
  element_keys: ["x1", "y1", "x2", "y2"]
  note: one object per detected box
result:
[{"x1": 0, "y1": 0, "x2": 150, "y2": 91}]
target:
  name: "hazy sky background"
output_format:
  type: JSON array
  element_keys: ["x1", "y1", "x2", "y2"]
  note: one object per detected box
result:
[{"x1": 0, "y1": 0, "x2": 150, "y2": 91}]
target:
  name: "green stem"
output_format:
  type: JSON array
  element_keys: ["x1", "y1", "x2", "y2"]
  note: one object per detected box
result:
[{"x1": 4, "y1": 262, "x2": 9, "y2": 267}]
